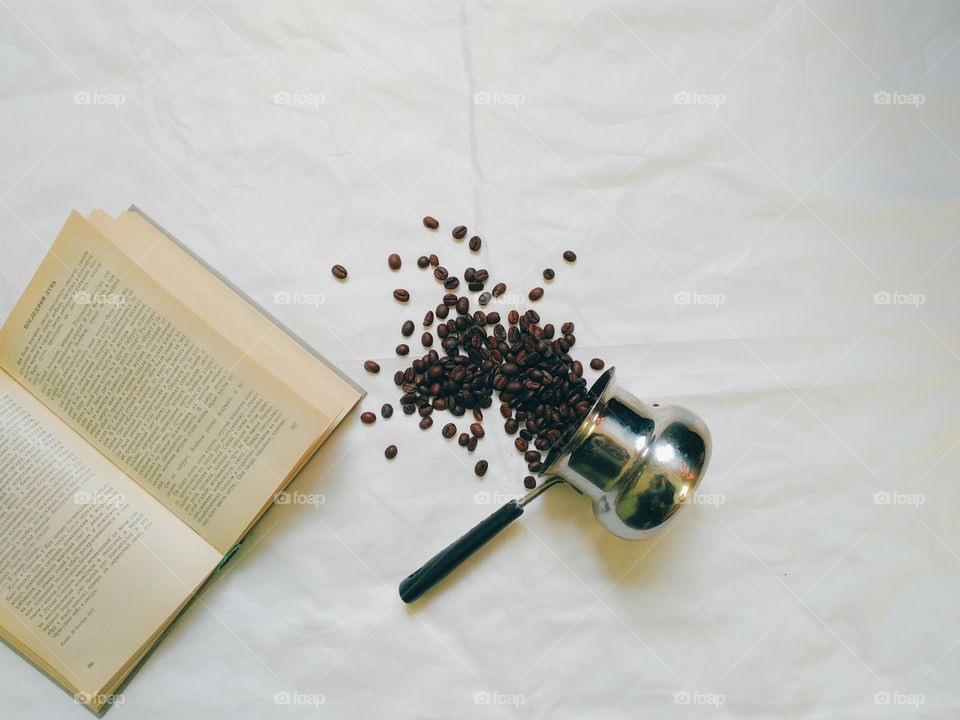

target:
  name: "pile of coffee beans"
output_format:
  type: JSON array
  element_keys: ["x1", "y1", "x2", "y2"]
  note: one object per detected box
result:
[{"x1": 352, "y1": 216, "x2": 602, "y2": 485}]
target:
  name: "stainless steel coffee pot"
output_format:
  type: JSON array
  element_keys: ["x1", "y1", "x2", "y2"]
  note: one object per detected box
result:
[{"x1": 399, "y1": 367, "x2": 712, "y2": 603}]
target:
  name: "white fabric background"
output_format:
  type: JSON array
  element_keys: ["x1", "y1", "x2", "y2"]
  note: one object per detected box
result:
[{"x1": 1, "y1": 1, "x2": 958, "y2": 718}]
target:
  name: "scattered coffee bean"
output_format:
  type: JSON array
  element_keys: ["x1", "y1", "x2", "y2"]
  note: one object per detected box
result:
[
  {"x1": 423, "y1": 216, "x2": 439, "y2": 229},
  {"x1": 422, "y1": 332, "x2": 433, "y2": 347},
  {"x1": 393, "y1": 289, "x2": 410, "y2": 302},
  {"x1": 401, "y1": 320, "x2": 415, "y2": 336},
  {"x1": 419, "y1": 416, "x2": 433, "y2": 430},
  {"x1": 444, "y1": 277, "x2": 460, "y2": 290},
  {"x1": 492, "y1": 282, "x2": 506, "y2": 297},
  {"x1": 385, "y1": 444, "x2": 398, "y2": 459},
  {"x1": 360, "y1": 411, "x2": 376, "y2": 424},
  {"x1": 458, "y1": 432, "x2": 470, "y2": 446},
  {"x1": 470, "y1": 422, "x2": 485, "y2": 438},
  {"x1": 442, "y1": 423, "x2": 457, "y2": 438},
  {"x1": 452, "y1": 225, "x2": 467, "y2": 239},
  {"x1": 515, "y1": 437, "x2": 528, "y2": 452},
  {"x1": 363, "y1": 360, "x2": 380, "y2": 373},
  {"x1": 590, "y1": 358, "x2": 605, "y2": 370},
  {"x1": 474, "y1": 460, "x2": 488, "y2": 477},
  {"x1": 331, "y1": 264, "x2": 348, "y2": 280},
  {"x1": 388, "y1": 253, "x2": 402, "y2": 270},
  {"x1": 563, "y1": 250, "x2": 577, "y2": 262},
  {"x1": 524, "y1": 475, "x2": 537, "y2": 489},
  {"x1": 472, "y1": 408, "x2": 483, "y2": 421},
  {"x1": 543, "y1": 268, "x2": 555, "y2": 280},
  {"x1": 381, "y1": 403, "x2": 394, "y2": 418},
  {"x1": 474, "y1": 269, "x2": 489, "y2": 282},
  {"x1": 393, "y1": 370, "x2": 404, "y2": 385},
  {"x1": 478, "y1": 292, "x2": 491, "y2": 306},
  {"x1": 467, "y1": 436, "x2": 478, "y2": 452},
  {"x1": 423, "y1": 310, "x2": 434, "y2": 326},
  {"x1": 528, "y1": 287, "x2": 544, "y2": 301},
  {"x1": 429, "y1": 254, "x2": 440, "y2": 267},
  {"x1": 434, "y1": 266, "x2": 449, "y2": 282},
  {"x1": 468, "y1": 236, "x2": 481, "y2": 252},
  {"x1": 417, "y1": 255, "x2": 430, "y2": 268},
  {"x1": 396, "y1": 344, "x2": 410, "y2": 356},
  {"x1": 504, "y1": 418, "x2": 519, "y2": 434}
]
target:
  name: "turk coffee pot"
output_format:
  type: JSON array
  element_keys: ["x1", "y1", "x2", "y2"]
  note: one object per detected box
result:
[{"x1": 399, "y1": 367, "x2": 712, "y2": 603}]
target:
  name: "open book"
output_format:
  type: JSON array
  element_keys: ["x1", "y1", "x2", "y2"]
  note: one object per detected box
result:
[{"x1": 0, "y1": 208, "x2": 362, "y2": 711}]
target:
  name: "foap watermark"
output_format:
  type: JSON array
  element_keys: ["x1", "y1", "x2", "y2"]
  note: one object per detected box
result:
[
  {"x1": 674, "y1": 690, "x2": 725, "y2": 708},
  {"x1": 273, "y1": 90, "x2": 326, "y2": 108},
  {"x1": 683, "y1": 491, "x2": 726, "y2": 508},
  {"x1": 473, "y1": 90, "x2": 525, "y2": 108},
  {"x1": 74, "y1": 89, "x2": 126, "y2": 108},
  {"x1": 273, "y1": 691, "x2": 325, "y2": 708},
  {"x1": 274, "y1": 490, "x2": 325, "y2": 507},
  {"x1": 74, "y1": 490, "x2": 127, "y2": 510},
  {"x1": 874, "y1": 691, "x2": 925, "y2": 708},
  {"x1": 874, "y1": 491, "x2": 924, "y2": 508},
  {"x1": 674, "y1": 290, "x2": 725, "y2": 308},
  {"x1": 873, "y1": 290, "x2": 925, "y2": 308},
  {"x1": 74, "y1": 290, "x2": 126, "y2": 306},
  {"x1": 474, "y1": 690, "x2": 526, "y2": 707},
  {"x1": 490, "y1": 293, "x2": 526, "y2": 308},
  {"x1": 674, "y1": 90, "x2": 726, "y2": 108},
  {"x1": 873, "y1": 91, "x2": 925, "y2": 108},
  {"x1": 273, "y1": 290, "x2": 326, "y2": 308},
  {"x1": 74, "y1": 692, "x2": 125, "y2": 708},
  {"x1": 474, "y1": 490, "x2": 524, "y2": 506}
]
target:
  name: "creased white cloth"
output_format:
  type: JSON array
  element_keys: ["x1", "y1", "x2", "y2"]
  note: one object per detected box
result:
[{"x1": 1, "y1": 1, "x2": 959, "y2": 718}]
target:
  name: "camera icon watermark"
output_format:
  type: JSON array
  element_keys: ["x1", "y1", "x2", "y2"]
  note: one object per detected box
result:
[
  {"x1": 673, "y1": 690, "x2": 725, "y2": 708},
  {"x1": 273, "y1": 290, "x2": 326, "y2": 308},
  {"x1": 473, "y1": 90, "x2": 525, "y2": 108},
  {"x1": 874, "y1": 690, "x2": 925, "y2": 707},
  {"x1": 273, "y1": 691, "x2": 325, "y2": 708},
  {"x1": 674, "y1": 90, "x2": 726, "y2": 108},
  {"x1": 74, "y1": 90, "x2": 126, "y2": 108},
  {"x1": 674, "y1": 290, "x2": 725, "y2": 308},
  {"x1": 873, "y1": 91, "x2": 925, "y2": 108},
  {"x1": 873, "y1": 491, "x2": 924, "y2": 508},
  {"x1": 274, "y1": 490, "x2": 326, "y2": 507},
  {"x1": 873, "y1": 290, "x2": 925, "y2": 308},
  {"x1": 473, "y1": 690, "x2": 526, "y2": 707},
  {"x1": 273, "y1": 90, "x2": 326, "y2": 108}
]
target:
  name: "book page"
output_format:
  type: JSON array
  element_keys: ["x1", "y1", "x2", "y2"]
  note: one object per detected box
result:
[
  {"x1": 0, "y1": 369, "x2": 220, "y2": 706},
  {"x1": 0, "y1": 212, "x2": 333, "y2": 553}
]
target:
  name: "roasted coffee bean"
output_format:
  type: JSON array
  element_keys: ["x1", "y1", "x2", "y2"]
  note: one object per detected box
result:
[
  {"x1": 417, "y1": 255, "x2": 430, "y2": 268},
  {"x1": 472, "y1": 408, "x2": 483, "y2": 421},
  {"x1": 563, "y1": 250, "x2": 577, "y2": 262},
  {"x1": 470, "y1": 422, "x2": 485, "y2": 438},
  {"x1": 524, "y1": 450, "x2": 541, "y2": 463},
  {"x1": 423, "y1": 216, "x2": 439, "y2": 229},
  {"x1": 444, "y1": 277, "x2": 460, "y2": 290},
  {"x1": 360, "y1": 411, "x2": 376, "y2": 424},
  {"x1": 458, "y1": 432, "x2": 470, "y2": 446},
  {"x1": 467, "y1": 435, "x2": 478, "y2": 451},
  {"x1": 524, "y1": 475, "x2": 537, "y2": 489},
  {"x1": 468, "y1": 281, "x2": 484, "y2": 291},
  {"x1": 474, "y1": 460, "x2": 488, "y2": 477},
  {"x1": 543, "y1": 268, "x2": 555, "y2": 280},
  {"x1": 500, "y1": 404, "x2": 512, "y2": 419},
  {"x1": 486, "y1": 311, "x2": 500, "y2": 325},
  {"x1": 402, "y1": 404, "x2": 415, "y2": 415},
  {"x1": 442, "y1": 423, "x2": 457, "y2": 438},
  {"x1": 515, "y1": 437, "x2": 528, "y2": 452},
  {"x1": 381, "y1": 403, "x2": 394, "y2": 418},
  {"x1": 364, "y1": 360, "x2": 380, "y2": 373},
  {"x1": 419, "y1": 416, "x2": 433, "y2": 430},
  {"x1": 422, "y1": 332, "x2": 433, "y2": 347},
  {"x1": 528, "y1": 287, "x2": 544, "y2": 301},
  {"x1": 393, "y1": 370, "x2": 404, "y2": 385},
  {"x1": 443, "y1": 293, "x2": 458, "y2": 306},
  {"x1": 401, "y1": 320, "x2": 415, "y2": 336},
  {"x1": 528, "y1": 461, "x2": 543, "y2": 473},
  {"x1": 396, "y1": 344, "x2": 410, "y2": 356},
  {"x1": 456, "y1": 296, "x2": 470, "y2": 315},
  {"x1": 331, "y1": 264, "x2": 348, "y2": 280},
  {"x1": 433, "y1": 266, "x2": 448, "y2": 282},
  {"x1": 508, "y1": 309, "x2": 519, "y2": 324},
  {"x1": 452, "y1": 225, "x2": 467, "y2": 239},
  {"x1": 384, "y1": 444, "x2": 398, "y2": 459},
  {"x1": 474, "y1": 269, "x2": 489, "y2": 282},
  {"x1": 590, "y1": 358, "x2": 605, "y2": 370},
  {"x1": 388, "y1": 253, "x2": 402, "y2": 270},
  {"x1": 393, "y1": 289, "x2": 410, "y2": 302},
  {"x1": 561, "y1": 321, "x2": 575, "y2": 334},
  {"x1": 504, "y1": 418, "x2": 519, "y2": 434},
  {"x1": 464, "y1": 267, "x2": 476, "y2": 282},
  {"x1": 478, "y1": 292, "x2": 491, "y2": 306},
  {"x1": 492, "y1": 282, "x2": 506, "y2": 297},
  {"x1": 429, "y1": 253, "x2": 440, "y2": 267},
  {"x1": 468, "y1": 236, "x2": 481, "y2": 252}
]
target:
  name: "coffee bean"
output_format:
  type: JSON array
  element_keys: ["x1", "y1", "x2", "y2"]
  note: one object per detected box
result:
[
  {"x1": 402, "y1": 404, "x2": 415, "y2": 415},
  {"x1": 444, "y1": 277, "x2": 460, "y2": 290},
  {"x1": 458, "y1": 432, "x2": 470, "y2": 446},
  {"x1": 524, "y1": 450, "x2": 541, "y2": 463},
  {"x1": 528, "y1": 287, "x2": 544, "y2": 301},
  {"x1": 434, "y1": 266, "x2": 448, "y2": 281},
  {"x1": 396, "y1": 344, "x2": 410, "y2": 356},
  {"x1": 561, "y1": 321, "x2": 575, "y2": 334},
  {"x1": 331, "y1": 264, "x2": 348, "y2": 280},
  {"x1": 464, "y1": 267, "x2": 476, "y2": 281},
  {"x1": 470, "y1": 422, "x2": 485, "y2": 438},
  {"x1": 528, "y1": 461, "x2": 543, "y2": 473},
  {"x1": 478, "y1": 292, "x2": 491, "y2": 306},
  {"x1": 429, "y1": 254, "x2": 440, "y2": 267},
  {"x1": 474, "y1": 460, "x2": 488, "y2": 477},
  {"x1": 423, "y1": 216, "x2": 439, "y2": 229},
  {"x1": 401, "y1": 320, "x2": 415, "y2": 336},
  {"x1": 508, "y1": 309, "x2": 519, "y2": 324},
  {"x1": 442, "y1": 423, "x2": 457, "y2": 438},
  {"x1": 360, "y1": 411, "x2": 376, "y2": 424},
  {"x1": 452, "y1": 225, "x2": 467, "y2": 239},
  {"x1": 422, "y1": 332, "x2": 433, "y2": 347},
  {"x1": 492, "y1": 282, "x2": 506, "y2": 297},
  {"x1": 385, "y1": 444, "x2": 398, "y2": 459},
  {"x1": 388, "y1": 253, "x2": 402, "y2": 270},
  {"x1": 474, "y1": 269, "x2": 489, "y2": 282},
  {"x1": 419, "y1": 416, "x2": 433, "y2": 430},
  {"x1": 381, "y1": 403, "x2": 394, "y2": 418},
  {"x1": 456, "y1": 296, "x2": 470, "y2": 315},
  {"x1": 515, "y1": 437, "x2": 528, "y2": 452},
  {"x1": 469, "y1": 236, "x2": 481, "y2": 252},
  {"x1": 590, "y1": 358, "x2": 605, "y2": 370},
  {"x1": 393, "y1": 370, "x2": 404, "y2": 385},
  {"x1": 504, "y1": 418, "x2": 519, "y2": 434},
  {"x1": 417, "y1": 255, "x2": 430, "y2": 268},
  {"x1": 393, "y1": 289, "x2": 410, "y2": 302},
  {"x1": 523, "y1": 475, "x2": 536, "y2": 489},
  {"x1": 500, "y1": 404, "x2": 512, "y2": 419},
  {"x1": 473, "y1": 408, "x2": 483, "y2": 421},
  {"x1": 543, "y1": 268, "x2": 555, "y2": 280},
  {"x1": 364, "y1": 360, "x2": 380, "y2": 373},
  {"x1": 563, "y1": 250, "x2": 577, "y2": 262},
  {"x1": 468, "y1": 281, "x2": 484, "y2": 292},
  {"x1": 467, "y1": 436, "x2": 478, "y2": 451}
]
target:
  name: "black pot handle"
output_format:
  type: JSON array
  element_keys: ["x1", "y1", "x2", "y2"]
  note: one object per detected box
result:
[{"x1": 399, "y1": 500, "x2": 524, "y2": 604}]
